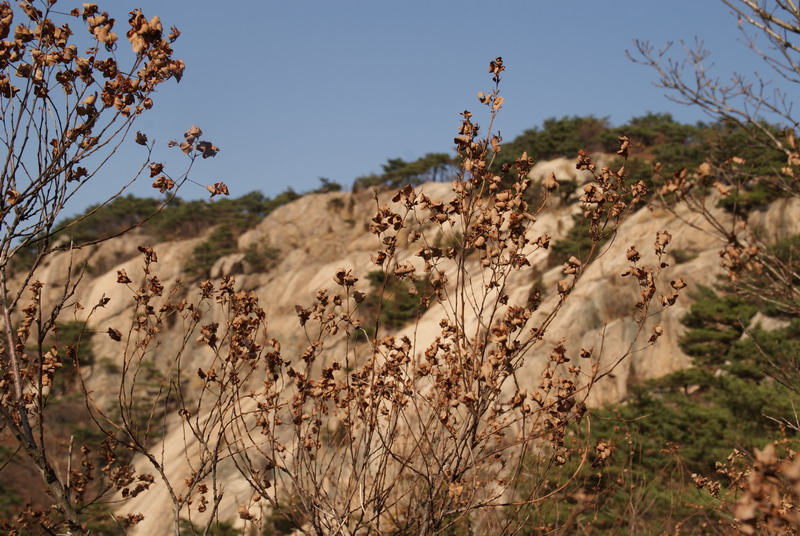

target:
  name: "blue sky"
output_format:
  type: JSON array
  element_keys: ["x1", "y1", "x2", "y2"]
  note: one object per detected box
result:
[{"x1": 68, "y1": 0, "x2": 792, "y2": 211}]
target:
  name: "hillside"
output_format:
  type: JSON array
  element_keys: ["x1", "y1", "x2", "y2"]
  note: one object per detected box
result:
[{"x1": 16, "y1": 155, "x2": 799, "y2": 533}]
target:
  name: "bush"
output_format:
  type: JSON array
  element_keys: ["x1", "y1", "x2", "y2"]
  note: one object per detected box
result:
[
  {"x1": 31, "y1": 58, "x2": 666, "y2": 535},
  {"x1": 547, "y1": 213, "x2": 614, "y2": 267},
  {"x1": 354, "y1": 270, "x2": 433, "y2": 340},
  {"x1": 185, "y1": 225, "x2": 239, "y2": 278},
  {"x1": 519, "y1": 286, "x2": 800, "y2": 533},
  {"x1": 243, "y1": 243, "x2": 281, "y2": 273},
  {"x1": 353, "y1": 153, "x2": 458, "y2": 190}
]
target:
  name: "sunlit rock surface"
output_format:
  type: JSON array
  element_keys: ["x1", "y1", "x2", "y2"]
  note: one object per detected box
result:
[{"x1": 27, "y1": 169, "x2": 797, "y2": 533}]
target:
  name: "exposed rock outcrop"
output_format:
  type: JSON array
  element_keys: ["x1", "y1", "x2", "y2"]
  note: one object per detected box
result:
[{"x1": 24, "y1": 175, "x2": 796, "y2": 534}]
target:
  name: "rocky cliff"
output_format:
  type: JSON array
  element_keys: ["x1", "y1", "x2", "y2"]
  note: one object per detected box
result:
[{"x1": 26, "y1": 161, "x2": 800, "y2": 533}]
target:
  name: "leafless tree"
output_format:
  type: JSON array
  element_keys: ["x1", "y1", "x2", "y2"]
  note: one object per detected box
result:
[
  {"x1": 0, "y1": 2, "x2": 219, "y2": 534},
  {"x1": 630, "y1": 0, "x2": 800, "y2": 316}
]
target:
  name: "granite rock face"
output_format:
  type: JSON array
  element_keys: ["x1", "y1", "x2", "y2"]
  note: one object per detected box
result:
[{"x1": 24, "y1": 173, "x2": 798, "y2": 533}]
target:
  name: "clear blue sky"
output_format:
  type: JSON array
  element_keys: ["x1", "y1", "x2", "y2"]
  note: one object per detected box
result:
[{"x1": 69, "y1": 0, "x2": 792, "y2": 211}]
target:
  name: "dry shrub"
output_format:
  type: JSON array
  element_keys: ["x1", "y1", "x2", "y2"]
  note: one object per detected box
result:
[
  {"x1": 0, "y1": 3, "x2": 684, "y2": 530},
  {"x1": 51, "y1": 58, "x2": 684, "y2": 535}
]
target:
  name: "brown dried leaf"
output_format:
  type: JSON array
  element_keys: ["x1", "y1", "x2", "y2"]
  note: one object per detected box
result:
[
  {"x1": 184, "y1": 124, "x2": 202, "y2": 143},
  {"x1": 557, "y1": 280, "x2": 570, "y2": 295},
  {"x1": 542, "y1": 172, "x2": 558, "y2": 191},
  {"x1": 490, "y1": 135, "x2": 501, "y2": 153},
  {"x1": 206, "y1": 182, "x2": 229, "y2": 197},
  {"x1": 107, "y1": 327, "x2": 122, "y2": 341},
  {"x1": 6, "y1": 189, "x2": 19, "y2": 206},
  {"x1": 82, "y1": 4, "x2": 99, "y2": 19},
  {"x1": 149, "y1": 162, "x2": 163, "y2": 177},
  {"x1": 152, "y1": 176, "x2": 174, "y2": 193},
  {"x1": 448, "y1": 482, "x2": 464, "y2": 498},
  {"x1": 670, "y1": 277, "x2": 687, "y2": 290},
  {"x1": 196, "y1": 140, "x2": 219, "y2": 159},
  {"x1": 116, "y1": 269, "x2": 132, "y2": 284},
  {"x1": 394, "y1": 261, "x2": 416, "y2": 277},
  {"x1": 616, "y1": 135, "x2": 630, "y2": 157},
  {"x1": 713, "y1": 181, "x2": 731, "y2": 196},
  {"x1": 697, "y1": 162, "x2": 712, "y2": 178},
  {"x1": 648, "y1": 324, "x2": 663, "y2": 343}
]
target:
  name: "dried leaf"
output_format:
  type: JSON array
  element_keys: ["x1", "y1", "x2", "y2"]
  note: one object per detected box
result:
[
  {"x1": 206, "y1": 182, "x2": 229, "y2": 197},
  {"x1": 152, "y1": 176, "x2": 174, "y2": 193},
  {"x1": 542, "y1": 172, "x2": 558, "y2": 191},
  {"x1": 670, "y1": 277, "x2": 687, "y2": 290},
  {"x1": 713, "y1": 181, "x2": 731, "y2": 196},
  {"x1": 6, "y1": 189, "x2": 19, "y2": 206},
  {"x1": 184, "y1": 125, "x2": 202, "y2": 143},
  {"x1": 616, "y1": 135, "x2": 630, "y2": 157},
  {"x1": 149, "y1": 162, "x2": 164, "y2": 177},
  {"x1": 196, "y1": 140, "x2": 219, "y2": 159},
  {"x1": 557, "y1": 280, "x2": 570, "y2": 295}
]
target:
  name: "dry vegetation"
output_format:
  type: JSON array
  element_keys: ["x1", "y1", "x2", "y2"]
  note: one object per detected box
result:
[{"x1": 0, "y1": 1, "x2": 798, "y2": 535}]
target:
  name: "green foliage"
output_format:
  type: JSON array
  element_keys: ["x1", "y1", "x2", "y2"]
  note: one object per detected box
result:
[
  {"x1": 617, "y1": 113, "x2": 708, "y2": 179},
  {"x1": 732, "y1": 320, "x2": 800, "y2": 394},
  {"x1": 353, "y1": 153, "x2": 457, "y2": 190},
  {"x1": 14, "y1": 189, "x2": 304, "y2": 276},
  {"x1": 525, "y1": 418, "x2": 720, "y2": 534},
  {"x1": 15, "y1": 114, "x2": 788, "y2": 281},
  {"x1": 155, "y1": 189, "x2": 300, "y2": 241},
  {"x1": 186, "y1": 225, "x2": 239, "y2": 278},
  {"x1": 55, "y1": 320, "x2": 94, "y2": 366},
  {"x1": 768, "y1": 233, "x2": 800, "y2": 264},
  {"x1": 678, "y1": 285, "x2": 757, "y2": 366},
  {"x1": 708, "y1": 123, "x2": 787, "y2": 213},
  {"x1": 79, "y1": 503, "x2": 131, "y2": 536},
  {"x1": 670, "y1": 248, "x2": 697, "y2": 264},
  {"x1": 354, "y1": 271, "x2": 432, "y2": 341},
  {"x1": 179, "y1": 189, "x2": 300, "y2": 278},
  {"x1": 47, "y1": 320, "x2": 95, "y2": 393},
  {"x1": 742, "y1": 234, "x2": 800, "y2": 316},
  {"x1": 717, "y1": 181, "x2": 778, "y2": 213},
  {"x1": 243, "y1": 243, "x2": 281, "y2": 273},
  {"x1": 497, "y1": 116, "x2": 613, "y2": 170},
  {"x1": 313, "y1": 177, "x2": 342, "y2": 193},
  {"x1": 327, "y1": 197, "x2": 345, "y2": 210},
  {"x1": 547, "y1": 213, "x2": 613, "y2": 267},
  {"x1": 615, "y1": 112, "x2": 703, "y2": 148},
  {"x1": 0, "y1": 480, "x2": 22, "y2": 517},
  {"x1": 490, "y1": 113, "x2": 788, "y2": 218},
  {"x1": 433, "y1": 230, "x2": 474, "y2": 257},
  {"x1": 521, "y1": 287, "x2": 800, "y2": 533},
  {"x1": 56, "y1": 195, "x2": 163, "y2": 244},
  {"x1": 262, "y1": 505, "x2": 303, "y2": 535},
  {"x1": 365, "y1": 270, "x2": 431, "y2": 330}
]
